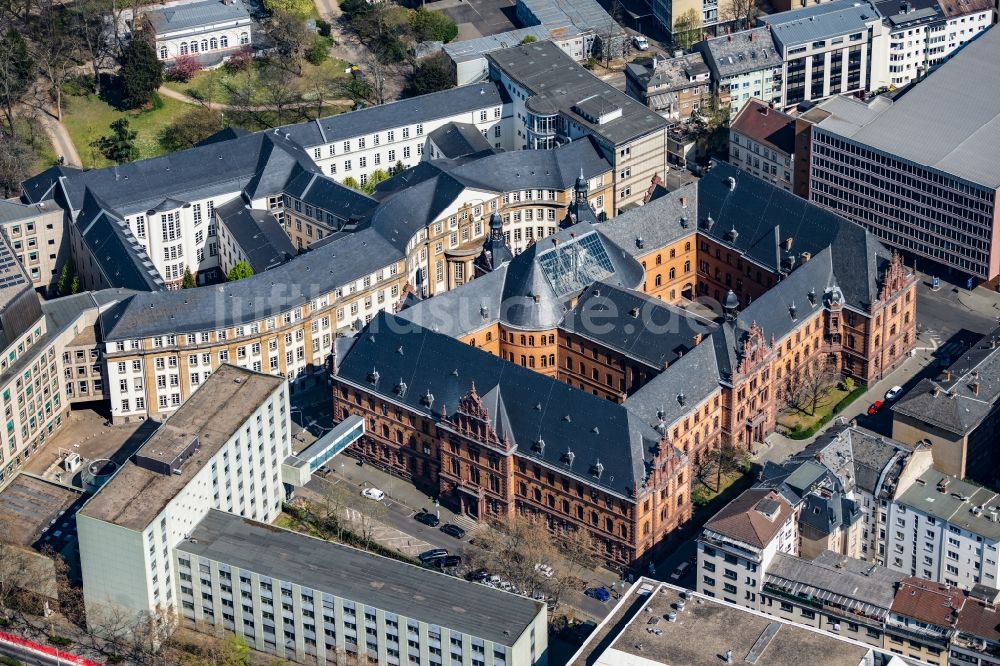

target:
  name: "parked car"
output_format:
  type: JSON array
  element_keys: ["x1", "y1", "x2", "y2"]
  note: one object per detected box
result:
[
  {"x1": 414, "y1": 511, "x2": 440, "y2": 527},
  {"x1": 669, "y1": 561, "x2": 690, "y2": 580},
  {"x1": 317, "y1": 465, "x2": 331, "y2": 476},
  {"x1": 867, "y1": 400, "x2": 884, "y2": 416},
  {"x1": 440, "y1": 523, "x2": 466, "y2": 539},
  {"x1": 885, "y1": 385, "x2": 904, "y2": 401},
  {"x1": 585, "y1": 586, "x2": 611, "y2": 602},
  {"x1": 466, "y1": 569, "x2": 490, "y2": 582},
  {"x1": 632, "y1": 35, "x2": 649, "y2": 50},
  {"x1": 535, "y1": 563, "x2": 554, "y2": 578},
  {"x1": 361, "y1": 487, "x2": 385, "y2": 501},
  {"x1": 433, "y1": 555, "x2": 462, "y2": 569},
  {"x1": 418, "y1": 548, "x2": 448, "y2": 564}
]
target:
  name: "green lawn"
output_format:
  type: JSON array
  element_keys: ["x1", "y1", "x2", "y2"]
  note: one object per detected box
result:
[
  {"x1": 162, "y1": 57, "x2": 353, "y2": 108},
  {"x1": 62, "y1": 92, "x2": 190, "y2": 169},
  {"x1": 777, "y1": 384, "x2": 850, "y2": 433}
]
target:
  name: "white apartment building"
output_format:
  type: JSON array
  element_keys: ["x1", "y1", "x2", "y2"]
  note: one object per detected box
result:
[
  {"x1": 176, "y1": 510, "x2": 548, "y2": 665},
  {"x1": 879, "y1": 0, "x2": 992, "y2": 88},
  {"x1": 697, "y1": 29, "x2": 785, "y2": 116},
  {"x1": 76, "y1": 365, "x2": 290, "y2": 622},
  {"x1": 697, "y1": 489, "x2": 798, "y2": 606},
  {"x1": 883, "y1": 468, "x2": 1000, "y2": 589}
]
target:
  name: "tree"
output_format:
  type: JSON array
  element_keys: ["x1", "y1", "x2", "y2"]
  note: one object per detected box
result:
[
  {"x1": 166, "y1": 54, "x2": 202, "y2": 82},
  {"x1": 259, "y1": 61, "x2": 300, "y2": 125},
  {"x1": 160, "y1": 107, "x2": 223, "y2": 151},
  {"x1": 724, "y1": 0, "x2": 759, "y2": 31},
  {"x1": 30, "y1": 0, "x2": 79, "y2": 122},
  {"x1": 71, "y1": 0, "x2": 116, "y2": 96},
  {"x1": 704, "y1": 441, "x2": 749, "y2": 491},
  {"x1": 92, "y1": 117, "x2": 139, "y2": 163},
  {"x1": 520, "y1": 35, "x2": 538, "y2": 44},
  {"x1": 409, "y1": 7, "x2": 458, "y2": 43},
  {"x1": 672, "y1": 9, "x2": 702, "y2": 51},
  {"x1": 119, "y1": 37, "x2": 163, "y2": 109},
  {"x1": 782, "y1": 356, "x2": 839, "y2": 416},
  {"x1": 266, "y1": 11, "x2": 310, "y2": 74},
  {"x1": 407, "y1": 53, "x2": 453, "y2": 96},
  {"x1": 362, "y1": 168, "x2": 390, "y2": 194},
  {"x1": 342, "y1": 176, "x2": 361, "y2": 191},
  {"x1": 227, "y1": 261, "x2": 254, "y2": 281},
  {"x1": 0, "y1": 29, "x2": 35, "y2": 136},
  {"x1": 0, "y1": 134, "x2": 36, "y2": 199},
  {"x1": 225, "y1": 45, "x2": 253, "y2": 73},
  {"x1": 390, "y1": 160, "x2": 405, "y2": 175},
  {"x1": 263, "y1": 0, "x2": 313, "y2": 20},
  {"x1": 181, "y1": 267, "x2": 197, "y2": 289},
  {"x1": 305, "y1": 36, "x2": 333, "y2": 65}
]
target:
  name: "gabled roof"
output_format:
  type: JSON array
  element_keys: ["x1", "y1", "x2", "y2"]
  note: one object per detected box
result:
[
  {"x1": 145, "y1": 0, "x2": 251, "y2": 35},
  {"x1": 704, "y1": 488, "x2": 794, "y2": 549},
  {"x1": 891, "y1": 577, "x2": 965, "y2": 628},
  {"x1": 75, "y1": 190, "x2": 165, "y2": 292},
  {"x1": 336, "y1": 312, "x2": 678, "y2": 499},
  {"x1": 427, "y1": 122, "x2": 495, "y2": 159},
  {"x1": 599, "y1": 181, "x2": 697, "y2": 257},
  {"x1": 795, "y1": 423, "x2": 911, "y2": 495},
  {"x1": 283, "y1": 170, "x2": 379, "y2": 226},
  {"x1": 215, "y1": 199, "x2": 297, "y2": 273},
  {"x1": 623, "y1": 338, "x2": 722, "y2": 431},
  {"x1": 731, "y1": 99, "x2": 796, "y2": 156}
]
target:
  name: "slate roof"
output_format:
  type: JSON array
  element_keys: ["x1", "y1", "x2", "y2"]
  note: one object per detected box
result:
[
  {"x1": 486, "y1": 41, "x2": 669, "y2": 146},
  {"x1": 22, "y1": 131, "x2": 317, "y2": 217},
  {"x1": 75, "y1": 190, "x2": 165, "y2": 292},
  {"x1": 698, "y1": 161, "x2": 891, "y2": 312},
  {"x1": 283, "y1": 170, "x2": 379, "y2": 227},
  {"x1": 337, "y1": 312, "x2": 676, "y2": 499},
  {"x1": 278, "y1": 83, "x2": 511, "y2": 149},
  {"x1": 892, "y1": 327, "x2": 1000, "y2": 435},
  {"x1": 145, "y1": 0, "x2": 251, "y2": 36},
  {"x1": 810, "y1": 28, "x2": 1000, "y2": 189},
  {"x1": 623, "y1": 338, "x2": 722, "y2": 432},
  {"x1": 599, "y1": 181, "x2": 697, "y2": 257},
  {"x1": 703, "y1": 488, "x2": 794, "y2": 548},
  {"x1": 794, "y1": 423, "x2": 911, "y2": 496},
  {"x1": 731, "y1": 99, "x2": 796, "y2": 156},
  {"x1": 764, "y1": 0, "x2": 882, "y2": 51},
  {"x1": 757, "y1": 457, "x2": 844, "y2": 508},
  {"x1": 180, "y1": 510, "x2": 542, "y2": 646},
  {"x1": 698, "y1": 28, "x2": 783, "y2": 80},
  {"x1": 798, "y1": 492, "x2": 860, "y2": 537},
  {"x1": 100, "y1": 226, "x2": 401, "y2": 340},
  {"x1": 215, "y1": 199, "x2": 296, "y2": 273},
  {"x1": 428, "y1": 122, "x2": 495, "y2": 159},
  {"x1": 561, "y1": 281, "x2": 717, "y2": 370}
]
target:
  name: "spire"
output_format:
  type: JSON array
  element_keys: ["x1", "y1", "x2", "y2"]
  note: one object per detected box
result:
[{"x1": 575, "y1": 167, "x2": 589, "y2": 205}]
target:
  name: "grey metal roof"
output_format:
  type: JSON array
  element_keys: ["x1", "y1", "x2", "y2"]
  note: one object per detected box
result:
[
  {"x1": 561, "y1": 281, "x2": 717, "y2": 370},
  {"x1": 487, "y1": 41, "x2": 669, "y2": 146},
  {"x1": 812, "y1": 27, "x2": 1000, "y2": 189},
  {"x1": 427, "y1": 122, "x2": 494, "y2": 159},
  {"x1": 794, "y1": 423, "x2": 911, "y2": 496},
  {"x1": 215, "y1": 199, "x2": 297, "y2": 274},
  {"x1": 100, "y1": 226, "x2": 402, "y2": 340},
  {"x1": 625, "y1": 53, "x2": 710, "y2": 94},
  {"x1": 179, "y1": 509, "x2": 543, "y2": 646},
  {"x1": 337, "y1": 312, "x2": 674, "y2": 499},
  {"x1": 278, "y1": 83, "x2": 511, "y2": 149},
  {"x1": 765, "y1": 551, "x2": 906, "y2": 620},
  {"x1": 764, "y1": 0, "x2": 881, "y2": 51},
  {"x1": 145, "y1": 0, "x2": 251, "y2": 35},
  {"x1": 698, "y1": 28, "x2": 782, "y2": 79},
  {"x1": 518, "y1": 0, "x2": 623, "y2": 39},
  {"x1": 0, "y1": 200, "x2": 58, "y2": 225},
  {"x1": 895, "y1": 468, "x2": 1000, "y2": 541},
  {"x1": 443, "y1": 26, "x2": 559, "y2": 64},
  {"x1": 892, "y1": 327, "x2": 1000, "y2": 435}
]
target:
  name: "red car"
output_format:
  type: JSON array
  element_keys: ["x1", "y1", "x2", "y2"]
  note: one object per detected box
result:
[{"x1": 867, "y1": 400, "x2": 884, "y2": 416}]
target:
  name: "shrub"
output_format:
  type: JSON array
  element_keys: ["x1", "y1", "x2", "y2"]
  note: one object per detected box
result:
[
  {"x1": 225, "y1": 45, "x2": 253, "y2": 72},
  {"x1": 520, "y1": 35, "x2": 538, "y2": 44},
  {"x1": 316, "y1": 18, "x2": 331, "y2": 37},
  {"x1": 305, "y1": 36, "x2": 333, "y2": 65},
  {"x1": 48, "y1": 635, "x2": 72, "y2": 647},
  {"x1": 409, "y1": 7, "x2": 458, "y2": 43},
  {"x1": 166, "y1": 54, "x2": 201, "y2": 82}
]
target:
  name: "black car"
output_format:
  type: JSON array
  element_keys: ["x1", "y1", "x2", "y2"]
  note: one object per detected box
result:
[
  {"x1": 465, "y1": 568, "x2": 489, "y2": 582},
  {"x1": 414, "y1": 511, "x2": 440, "y2": 527},
  {"x1": 440, "y1": 523, "x2": 466, "y2": 539},
  {"x1": 433, "y1": 555, "x2": 462, "y2": 569},
  {"x1": 418, "y1": 548, "x2": 448, "y2": 563}
]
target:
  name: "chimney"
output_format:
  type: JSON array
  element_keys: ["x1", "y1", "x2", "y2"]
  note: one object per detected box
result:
[
  {"x1": 972, "y1": 382, "x2": 980, "y2": 396},
  {"x1": 784, "y1": 237, "x2": 794, "y2": 251},
  {"x1": 943, "y1": 369, "x2": 952, "y2": 381},
  {"x1": 680, "y1": 195, "x2": 688, "y2": 208},
  {"x1": 758, "y1": 105, "x2": 769, "y2": 115},
  {"x1": 750, "y1": 32, "x2": 755, "y2": 41},
  {"x1": 693, "y1": 333, "x2": 703, "y2": 346},
  {"x1": 728, "y1": 34, "x2": 733, "y2": 41}
]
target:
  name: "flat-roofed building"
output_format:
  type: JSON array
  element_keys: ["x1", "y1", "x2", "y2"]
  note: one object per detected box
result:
[
  {"x1": 142, "y1": 0, "x2": 254, "y2": 65},
  {"x1": 807, "y1": 28, "x2": 1000, "y2": 281},
  {"x1": 76, "y1": 365, "x2": 289, "y2": 623},
  {"x1": 0, "y1": 200, "x2": 66, "y2": 294},
  {"x1": 175, "y1": 509, "x2": 548, "y2": 665}
]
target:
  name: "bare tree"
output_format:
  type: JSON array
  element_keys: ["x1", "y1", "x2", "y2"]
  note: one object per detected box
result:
[
  {"x1": 783, "y1": 356, "x2": 839, "y2": 416},
  {"x1": 722, "y1": 0, "x2": 759, "y2": 32},
  {"x1": 259, "y1": 61, "x2": 300, "y2": 126},
  {"x1": 31, "y1": 0, "x2": 81, "y2": 122}
]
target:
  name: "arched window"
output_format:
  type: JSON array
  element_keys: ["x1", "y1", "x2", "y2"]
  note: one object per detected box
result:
[
  {"x1": 190, "y1": 41, "x2": 199, "y2": 53},
  {"x1": 220, "y1": 35, "x2": 229, "y2": 48},
  {"x1": 669, "y1": 267, "x2": 676, "y2": 279},
  {"x1": 528, "y1": 335, "x2": 535, "y2": 346},
  {"x1": 683, "y1": 260, "x2": 691, "y2": 272},
  {"x1": 201, "y1": 39, "x2": 208, "y2": 51},
  {"x1": 520, "y1": 335, "x2": 526, "y2": 345},
  {"x1": 540, "y1": 356, "x2": 547, "y2": 368},
  {"x1": 655, "y1": 255, "x2": 662, "y2": 266},
  {"x1": 180, "y1": 42, "x2": 189, "y2": 55},
  {"x1": 685, "y1": 242, "x2": 691, "y2": 252},
  {"x1": 239, "y1": 32, "x2": 249, "y2": 45},
  {"x1": 159, "y1": 46, "x2": 168, "y2": 59},
  {"x1": 655, "y1": 275, "x2": 662, "y2": 287},
  {"x1": 210, "y1": 37, "x2": 218, "y2": 50}
]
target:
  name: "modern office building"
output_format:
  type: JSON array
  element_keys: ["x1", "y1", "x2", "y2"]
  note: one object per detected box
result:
[
  {"x1": 0, "y1": 200, "x2": 66, "y2": 294},
  {"x1": 807, "y1": 28, "x2": 1000, "y2": 282},
  {"x1": 728, "y1": 99, "x2": 797, "y2": 191},
  {"x1": 765, "y1": 0, "x2": 890, "y2": 108},
  {"x1": 698, "y1": 28, "x2": 784, "y2": 115},
  {"x1": 891, "y1": 326, "x2": 1000, "y2": 484},
  {"x1": 176, "y1": 509, "x2": 547, "y2": 665},
  {"x1": 76, "y1": 365, "x2": 290, "y2": 622}
]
